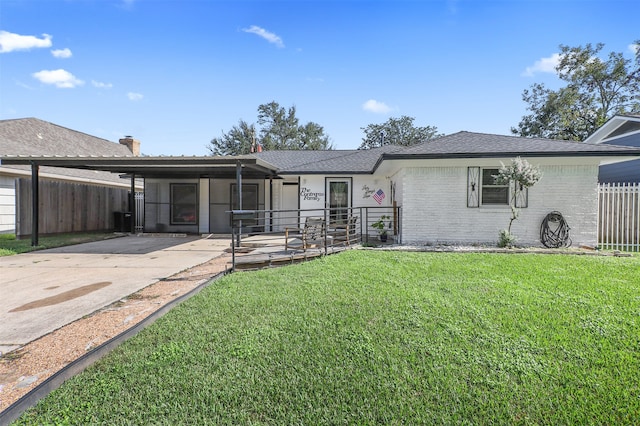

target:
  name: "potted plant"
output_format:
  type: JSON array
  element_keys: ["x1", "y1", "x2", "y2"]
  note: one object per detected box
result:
[{"x1": 372, "y1": 215, "x2": 391, "y2": 242}]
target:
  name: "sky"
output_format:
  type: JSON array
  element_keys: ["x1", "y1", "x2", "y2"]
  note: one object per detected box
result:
[{"x1": 1, "y1": 0, "x2": 638, "y2": 156}]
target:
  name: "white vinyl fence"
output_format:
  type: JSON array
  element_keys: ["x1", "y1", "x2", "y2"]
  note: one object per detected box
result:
[{"x1": 598, "y1": 182, "x2": 640, "y2": 251}]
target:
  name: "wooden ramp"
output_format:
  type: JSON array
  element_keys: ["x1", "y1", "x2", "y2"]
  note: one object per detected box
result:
[{"x1": 233, "y1": 245, "x2": 347, "y2": 270}]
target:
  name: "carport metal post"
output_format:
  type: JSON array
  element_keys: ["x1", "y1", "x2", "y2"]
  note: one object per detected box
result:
[
  {"x1": 130, "y1": 173, "x2": 136, "y2": 233},
  {"x1": 235, "y1": 160, "x2": 242, "y2": 247},
  {"x1": 31, "y1": 161, "x2": 39, "y2": 247}
]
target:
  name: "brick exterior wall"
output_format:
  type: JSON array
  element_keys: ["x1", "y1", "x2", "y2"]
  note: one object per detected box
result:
[{"x1": 400, "y1": 161, "x2": 599, "y2": 247}]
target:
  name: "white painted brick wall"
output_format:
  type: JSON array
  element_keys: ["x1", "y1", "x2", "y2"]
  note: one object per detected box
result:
[{"x1": 401, "y1": 163, "x2": 599, "y2": 247}]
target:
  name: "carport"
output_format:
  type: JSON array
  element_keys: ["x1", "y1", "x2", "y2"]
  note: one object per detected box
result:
[{"x1": 0, "y1": 155, "x2": 279, "y2": 245}]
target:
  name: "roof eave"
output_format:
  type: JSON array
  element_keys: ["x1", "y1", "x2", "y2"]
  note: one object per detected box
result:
[
  {"x1": 0, "y1": 155, "x2": 280, "y2": 178},
  {"x1": 275, "y1": 170, "x2": 373, "y2": 175},
  {"x1": 380, "y1": 151, "x2": 640, "y2": 160}
]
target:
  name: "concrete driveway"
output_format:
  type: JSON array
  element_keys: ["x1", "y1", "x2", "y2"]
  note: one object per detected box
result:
[{"x1": 0, "y1": 235, "x2": 230, "y2": 355}]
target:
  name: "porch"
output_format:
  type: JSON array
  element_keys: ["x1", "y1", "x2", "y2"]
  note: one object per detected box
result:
[{"x1": 228, "y1": 206, "x2": 402, "y2": 270}]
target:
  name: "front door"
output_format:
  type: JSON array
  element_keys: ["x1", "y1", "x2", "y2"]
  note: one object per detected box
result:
[{"x1": 326, "y1": 178, "x2": 351, "y2": 224}]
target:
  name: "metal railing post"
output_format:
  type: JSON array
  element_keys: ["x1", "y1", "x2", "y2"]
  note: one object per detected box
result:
[{"x1": 231, "y1": 222, "x2": 236, "y2": 272}]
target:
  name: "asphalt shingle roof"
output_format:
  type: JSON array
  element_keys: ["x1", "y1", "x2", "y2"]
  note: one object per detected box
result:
[
  {"x1": 4, "y1": 121, "x2": 639, "y2": 179},
  {"x1": 0, "y1": 118, "x2": 133, "y2": 156},
  {"x1": 388, "y1": 131, "x2": 640, "y2": 157},
  {"x1": 0, "y1": 118, "x2": 134, "y2": 186},
  {"x1": 253, "y1": 145, "x2": 403, "y2": 174},
  {"x1": 254, "y1": 132, "x2": 640, "y2": 174}
]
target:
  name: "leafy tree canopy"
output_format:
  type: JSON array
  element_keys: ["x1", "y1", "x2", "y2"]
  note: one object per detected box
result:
[
  {"x1": 207, "y1": 101, "x2": 332, "y2": 155},
  {"x1": 512, "y1": 41, "x2": 640, "y2": 141},
  {"x1": 358, "y1": 116, "x2": 442, "y2": 149}
]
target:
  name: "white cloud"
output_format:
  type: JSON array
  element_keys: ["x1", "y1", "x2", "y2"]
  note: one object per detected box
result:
[
  {"x1": 0, "y1": 31, "x2": 52, "y2": 53},
  {"x1": 522, "y1": 53, "x2": 561, "y2": 77},
  {"x1": 92, "y1": 80, "x2": 113, "y2": 89},
  {"x1": 127, "y1": 92, "x2": 144, "y2": 101},
  {"x1": 362, "y1": 99, "x2": 392, "y2": 114},
  {"x1": 242, "y1": 25, "x2": 284, "y2": 48},
  {"x1": 629, "y1": 43, "x2": 640, "y2": 56},
  {"x1": 51, "y1": 48, "x2": 72, "y2": 58},
  {"x1": 32, "y1": 69, "x2": 84, "y2": 88}
]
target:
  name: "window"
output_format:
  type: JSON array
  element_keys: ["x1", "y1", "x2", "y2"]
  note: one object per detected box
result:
[
  {"x1": 171, "y1": 183, "x2": 197, "y2": 225},
  {"x1": 230, "y1": 184, "x2": 259, "y2": 226},
  {"x1": 481, "y1": 168, "x2": 509, "y2": 205},
  {"x1": 467, "y1": 167, "x2": 528, "y2": 208}
]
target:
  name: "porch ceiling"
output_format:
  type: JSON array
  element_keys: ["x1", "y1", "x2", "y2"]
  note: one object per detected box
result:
[{"x1": 0, "y1": 155, "x2": 280, "y2": 179}]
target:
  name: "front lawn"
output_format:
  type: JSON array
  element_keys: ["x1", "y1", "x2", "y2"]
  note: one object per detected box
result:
[
  {"x1": 14, "y1": 251, "x2": 640, "y2": 424},
  {"x1": 0, "y1": 232, "x2": 119, "y2": 256}
]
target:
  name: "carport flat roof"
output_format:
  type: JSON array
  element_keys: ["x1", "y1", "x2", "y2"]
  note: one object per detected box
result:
[{"x1": 0, "y1": 155, "x2": 280, "y2": 179}]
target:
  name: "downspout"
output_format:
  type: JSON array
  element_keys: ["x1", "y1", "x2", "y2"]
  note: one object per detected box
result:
[{"x1": 31, "y1": 162, "x2": 39, "y2": 247}]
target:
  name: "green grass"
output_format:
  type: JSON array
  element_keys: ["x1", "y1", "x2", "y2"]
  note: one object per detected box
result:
[
  {"x1": 0, "y1": 232, "x2": 119, "y2": 256},
  {"x1": 14, "y1": 251, "x2": 640, "y2": 424}
]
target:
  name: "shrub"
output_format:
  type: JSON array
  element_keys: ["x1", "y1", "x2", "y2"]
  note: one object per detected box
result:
[{"x1": 497, "y1": 229, "x2": 517, "y2": 248}]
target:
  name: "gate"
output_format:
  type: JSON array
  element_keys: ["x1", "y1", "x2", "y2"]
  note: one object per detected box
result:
[{"x1": 135, "y1": 191, "x2": 144, "y2": 231}]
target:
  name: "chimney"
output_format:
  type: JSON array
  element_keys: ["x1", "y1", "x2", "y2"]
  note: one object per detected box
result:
[{"x1": 119, "y1": 136, "x2": 141, "y2": 156}]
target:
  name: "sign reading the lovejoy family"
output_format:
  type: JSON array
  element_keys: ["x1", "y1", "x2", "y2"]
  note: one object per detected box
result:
[{"x1": 300, "y1": 187, "x2": 324, "y2": 202}]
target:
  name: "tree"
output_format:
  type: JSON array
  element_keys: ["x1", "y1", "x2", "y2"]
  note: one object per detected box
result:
[
  {"x1": 512, "y1": 41, "x2": 640, "y2": 141},
  {"x1": 207, "y1": 101, "x2": 332, "y2": 155},
  {"x1": 208, "y1": 120, "x2": 256, "y2": 156},
  {"x1": 493, "y1": 157, "x2": 542, "y2": 247},
  {"x1": 257, "y1": 101, "x2": 299, "y2": 150},
  {"x1": 298, "y1": 121, "x2": 332, "y2": 150},
  {"x1": 358, "y1": 116, "x2": 442, "y2": 149}
]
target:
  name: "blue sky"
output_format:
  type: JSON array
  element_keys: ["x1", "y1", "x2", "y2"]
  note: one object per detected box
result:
[{"x1": 1, "y1": 0, "x2": 638, "y2": 155}]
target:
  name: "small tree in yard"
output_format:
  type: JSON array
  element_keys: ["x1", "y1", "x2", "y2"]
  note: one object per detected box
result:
[{"x1": 494, "y1": 157, "x2": 542, "y2": 247}]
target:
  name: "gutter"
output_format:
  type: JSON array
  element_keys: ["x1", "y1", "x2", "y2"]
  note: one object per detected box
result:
[{"x1": 372, "y1": 150, "x2": 640, "y2": 173}]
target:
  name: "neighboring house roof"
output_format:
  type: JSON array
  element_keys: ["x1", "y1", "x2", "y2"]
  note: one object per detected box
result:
[
  {"x1": 582, "y1": 115, "x2": 640, "y2": 184},
  {"x1": 0, "y1": 117, "x2": 134, "y2": 187},
  {"x1": 584, "y1": 114, "x2": 640, "y2": 145}
]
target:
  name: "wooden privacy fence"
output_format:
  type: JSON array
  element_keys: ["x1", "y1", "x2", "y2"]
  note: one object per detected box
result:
[
  {"x1": 598, "y1": 182, "x2": 640, "y2": 251},
  {"x1": 16, "y1": 178, "x2": 130, "y2": 237}
]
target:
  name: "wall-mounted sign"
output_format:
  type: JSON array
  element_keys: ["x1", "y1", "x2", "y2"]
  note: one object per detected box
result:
[
  {"x1": 362, "y1": 184, "x2": 376, "y2": 199},
  {"x1": 300, "y1": 187, "x2": 324, "y2": 202}
]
